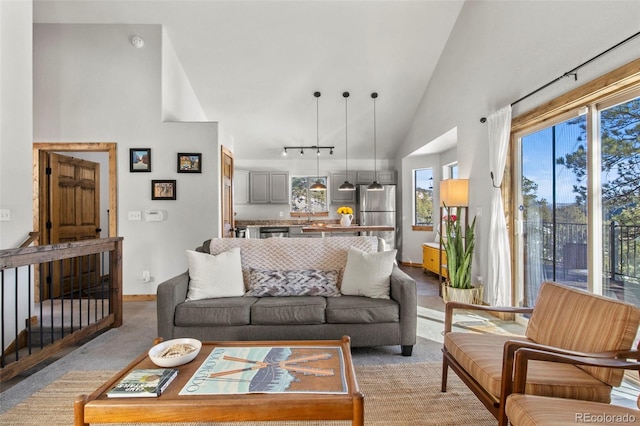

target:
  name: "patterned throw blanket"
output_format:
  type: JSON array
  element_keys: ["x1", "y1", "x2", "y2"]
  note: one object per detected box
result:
[{"x1": 205, "y1": 236, "x2": 379, "y2": 288}]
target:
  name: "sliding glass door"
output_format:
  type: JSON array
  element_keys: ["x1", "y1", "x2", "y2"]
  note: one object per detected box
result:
[
  {"x1": 518, "y1": 112, "x2": 587, "y2": 307},
  {"x1": 515, "y1": 90, "x2": 639, "y2": 307},
  {"x1": 599, "y1": 94, "x2": 640, "y2": 303}
]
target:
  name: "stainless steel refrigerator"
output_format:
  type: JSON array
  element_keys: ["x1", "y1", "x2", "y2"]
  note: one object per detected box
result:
[{"x1": 357, "y1": 185, "x2": 396, "y2": 249}]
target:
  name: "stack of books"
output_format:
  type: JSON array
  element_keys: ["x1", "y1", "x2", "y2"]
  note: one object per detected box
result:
[{"x1": 107, "y1": 368, "x2": 178, "y2": 398}]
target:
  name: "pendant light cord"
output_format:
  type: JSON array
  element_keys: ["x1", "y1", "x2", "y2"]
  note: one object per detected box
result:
[
  {"x1": 316, "y1": 93, "x2": 320, "y2": 179},
  {"x1": 373, "y1": 93, "x2": 377, "y2": 180},
  {"x1": 344, "y1": 92, "x2": 349, "y2": 175}
]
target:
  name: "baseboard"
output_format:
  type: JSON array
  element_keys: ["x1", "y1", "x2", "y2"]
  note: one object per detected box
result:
[
  {"x1": 123, "y1": 294, "x2": 156, "y2": 302},
  {"x1": 399, "y1": 261, "x2": 423, "y2": 268}
]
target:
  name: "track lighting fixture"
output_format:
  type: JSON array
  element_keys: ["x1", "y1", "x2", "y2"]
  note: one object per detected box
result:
[{"x1": 283, "y1": 145, "x2": 335, "y2": 155}]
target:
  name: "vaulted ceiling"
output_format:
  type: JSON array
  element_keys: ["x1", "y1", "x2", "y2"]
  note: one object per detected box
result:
[{"x1": 34, "y1": 1, "x2": 464, "y2": 160}]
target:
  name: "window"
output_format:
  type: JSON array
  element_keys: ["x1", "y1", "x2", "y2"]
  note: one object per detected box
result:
[
  {"x1": 290, "y1": 176, "x2": 328, "y2": 214},
  {"x1": 413, "y1": 168, "x2": 434, "y2": 228},
  {"x1": 444, "y1": 162, "x2": 458, "y2": 180},
  {"x1": 514, "y1": 84, "x2": 640, "y2": 308}
]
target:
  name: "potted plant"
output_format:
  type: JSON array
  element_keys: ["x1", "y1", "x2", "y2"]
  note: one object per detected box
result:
[{"x1": 440, "y1": 204, "x2": 481, "y2": 304}]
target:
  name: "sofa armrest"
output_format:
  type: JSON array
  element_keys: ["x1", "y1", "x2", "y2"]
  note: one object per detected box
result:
[
  {"x1": 156, "y1": 271, "x2": 189, "y2": 340},
  {"x1": 444, "y1": 302, "x2": 534, "y2": 333},
  {"x1": 390, "y1": 265, "x2": 417, "y2": 346}
]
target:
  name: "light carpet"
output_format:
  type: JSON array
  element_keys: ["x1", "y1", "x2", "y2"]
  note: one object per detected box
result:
[{"x1": 0, "y1": 362, "x2": 493, "y2": 425}]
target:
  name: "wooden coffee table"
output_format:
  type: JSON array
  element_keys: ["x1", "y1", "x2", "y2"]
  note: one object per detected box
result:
[{"x1": 74, "y1": 336, "x2": 364, "y2": 425}]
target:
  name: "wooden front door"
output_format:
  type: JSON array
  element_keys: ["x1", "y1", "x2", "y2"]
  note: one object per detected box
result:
[
  {"x1": 45, "y1": 153, "x2": 101, "y2": 298},
  {"x1": 221, "y1": 146, "x2": 234, "y2": 238}
]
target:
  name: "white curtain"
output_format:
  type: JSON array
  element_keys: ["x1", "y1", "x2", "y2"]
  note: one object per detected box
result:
[{"x1": 487, "y1": 105, "x2": 512, "y2": 306}]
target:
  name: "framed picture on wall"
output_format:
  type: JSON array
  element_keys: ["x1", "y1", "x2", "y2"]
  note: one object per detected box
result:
[
  {"x1": 130, "y1": 148, "x2": 151, "y2": 172},
  {"x1": 177, "y1": 153, "x2": 202, "y2": 173},
  {"x1": 151, "y1": 180, "x2": 177, "y2": 200}
]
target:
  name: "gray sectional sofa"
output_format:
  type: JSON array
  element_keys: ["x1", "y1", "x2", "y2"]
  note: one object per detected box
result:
[{"x1": 157, "y1": 236, "x2": 417, "y2": 356}]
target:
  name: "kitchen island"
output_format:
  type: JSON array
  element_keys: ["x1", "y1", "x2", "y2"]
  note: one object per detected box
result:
[{"x1": 301, "y1": 224, "x2": 394, "y2": 237}]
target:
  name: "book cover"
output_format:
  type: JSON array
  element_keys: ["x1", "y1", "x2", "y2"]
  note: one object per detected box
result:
[{"x1": 107, "y1": 368, "x2": 178, "y2": 398}]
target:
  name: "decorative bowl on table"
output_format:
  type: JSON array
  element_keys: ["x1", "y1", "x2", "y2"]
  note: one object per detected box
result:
[{"x1": 148, "y1": 338, "x2": 202, "y2": 367}]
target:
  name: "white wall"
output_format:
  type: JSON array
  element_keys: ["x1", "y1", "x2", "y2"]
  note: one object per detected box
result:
[
  {"x1": 395, "y1": 0, "x2": 640, "y2": 298},
  {"x1": 0, "y1": 0, "x2": 33, "y2": 249},
  {"x1": 161, "y1": 27, "x2": 207, "y2": 122},
  {"x1": 0, "y1": 0, "x2": 34, "y2": 352},
  {"x1": 33, "y1": 24, "x2": 219, "y2": 295}
]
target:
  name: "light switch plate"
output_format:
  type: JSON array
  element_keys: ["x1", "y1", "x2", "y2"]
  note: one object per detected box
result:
[
  {"x1": 128, "y1": 211, "x2": 142, "y2": 221},
  {"x1": 0, "y1": 209, "x2": 10, "y2": 221}
]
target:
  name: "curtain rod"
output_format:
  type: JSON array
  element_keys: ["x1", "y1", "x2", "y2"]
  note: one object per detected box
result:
[{"x1": 480, "y1": 30, "x2": 640, "y2": 123}]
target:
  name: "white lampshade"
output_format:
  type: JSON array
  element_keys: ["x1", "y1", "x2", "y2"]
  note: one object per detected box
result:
[{"x1": 440, "y1": 179, "x2": 469, "y2": 207}]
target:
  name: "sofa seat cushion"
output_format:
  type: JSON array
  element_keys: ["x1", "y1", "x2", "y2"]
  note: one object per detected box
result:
[
  {"x1": 175, "y1": 296, "x2": 257, "y2": 326},
  {"x1": 444, "y1": 333, "x2": 612, "y2": 403},
  {"x1": 251, "y1": 297, "x2": 326, "y2": 325},
  {"x1": 325, "y1": 296, "x2": 399, "y2": 324},
  {"x1": 506, "y1": 394, "x2": 638, "y2": 426}
]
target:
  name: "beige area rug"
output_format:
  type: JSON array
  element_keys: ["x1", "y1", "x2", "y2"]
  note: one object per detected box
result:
[{"x1": 0, "y1": 363, "x2": 495, "y2": 425}]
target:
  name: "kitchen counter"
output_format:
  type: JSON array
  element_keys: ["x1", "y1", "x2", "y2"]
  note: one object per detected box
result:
[
  {"x1": 301, "y1": 224, "x2": 394, "y2": 237},
  {"x1": 235, "y1": 219, "x2": 340, "y2": 228}
]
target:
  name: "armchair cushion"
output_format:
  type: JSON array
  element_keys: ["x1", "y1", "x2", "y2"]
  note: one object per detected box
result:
[
  {"x1": 526, "y1": 282, "x2": 640, "y2": 386},
  {"x1": 444, "y1": 333, "x2": 612, "y2": 403},
  {"x1": 506, "y1": 394, "x2": 639, "y2": 426}
]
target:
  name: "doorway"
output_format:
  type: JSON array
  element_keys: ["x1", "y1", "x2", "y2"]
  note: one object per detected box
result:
[
  {"x1": 33, "y1": 142, "x2": 118, "y2": 299},
  {"x1": 221, "y1": 146, "x2": 234, "y2": 238}
]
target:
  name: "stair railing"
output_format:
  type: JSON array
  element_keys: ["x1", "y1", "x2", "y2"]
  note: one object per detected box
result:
[{"x1": 0, "y1": 237, "x2": 123, "y2": 382}]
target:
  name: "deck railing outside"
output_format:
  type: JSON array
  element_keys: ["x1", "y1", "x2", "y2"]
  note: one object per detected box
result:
[
  {"x1": 0, "y1": 237, "x2": 123, "y2": 382},
  {"x1": 522, "y1": 221, "x2": 640, "y2": 308},
  {"x1": 528, "y1": 221, "x2": 639, "y2": 284}
]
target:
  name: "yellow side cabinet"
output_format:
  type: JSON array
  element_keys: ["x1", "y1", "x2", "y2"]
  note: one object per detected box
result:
[{"x1": 422, "y1": 243, "x2": 447, "y2": 279}]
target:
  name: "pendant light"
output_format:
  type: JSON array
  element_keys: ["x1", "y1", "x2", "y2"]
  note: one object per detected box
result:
[
  {"x1": 310, "y1": 91, "x2": 327, "y2": 191},
  {"x1": 367, "y1": 92, "x2": 384, "y2": 191},
  {"x1": 339, "y1": 91, "x2": 355, "y2": 191}
]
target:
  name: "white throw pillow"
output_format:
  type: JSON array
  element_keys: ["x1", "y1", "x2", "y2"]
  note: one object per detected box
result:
[
  {"x1": 340, "y1": 247, "x2": 397, "y2": 299},
  {"x1": 186, "y1": 248, "x2": 245, "y2": 300}
]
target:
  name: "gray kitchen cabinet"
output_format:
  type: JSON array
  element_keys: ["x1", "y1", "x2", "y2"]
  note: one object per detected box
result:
[
  {"x1": 249, "y1": 171, "x2": 289, "y2": 204},
  {"x1": 289, "y1": 225, "x2": 321, "y2": 238},
  {"x1": 249, "y1": 172, "x2": 269, "y2": 203},
  {"x1": 269, "y1": 172, "x2": 289, "y2": 204},
  {"x1": 377, "y1": 170, "x2": 397, "y2": 184},
  {"x1": 356, "y1": 170, "x2": 396, "y2": 184},
  {"x1": 330, "y1": 172, "x2": 357, "y2": 203},
  {"x1": 234, "y1": 170, "x2": 250, "y2": 205}
]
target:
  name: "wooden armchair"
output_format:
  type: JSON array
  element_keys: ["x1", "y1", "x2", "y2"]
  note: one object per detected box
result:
[
  {"x1": 441, "y1": 281, "x2": 640, "y2": 426},
  {"x1": 506, "y1": 347, "x2": 640, "y2": 425}
]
